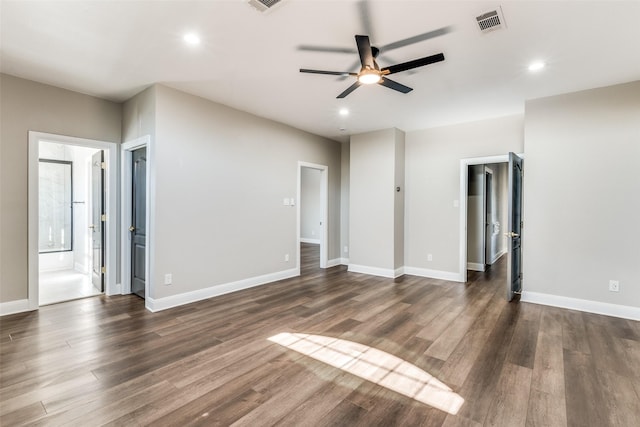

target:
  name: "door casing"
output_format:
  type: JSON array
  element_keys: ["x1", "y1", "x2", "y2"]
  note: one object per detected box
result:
[
  {"x1": 28, "y1": 132, "x2": 118, "y2": 310},
  {"x1": 459, "y1": 153, "x2": 524, "y2": 285},
  {"x1": 297, "y1": 162, "x2": 329, "y2": 272}
]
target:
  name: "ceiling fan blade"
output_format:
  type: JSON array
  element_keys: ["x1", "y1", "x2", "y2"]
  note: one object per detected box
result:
[
  {"x1": 337, "y1": 81, "x2": 362, "y2": 99},
  {"x1": 355, "y1": 35, "x2": 375, "y2": 68},
  {"x1": 379, "y1": 77, "x2": 413, "y2": 94},
  {"x1": 380, "y1": 26, "x2": 452, "y2": 52},
  {"x1": 300, "y1": 69, "x2": 356, "y2": 76},
  {"x1": 297, "y1": 45, "x2": 357, "y2": 54},
  {"x1": 382, "y1": 53, "x2": 445, "y2": 75}
]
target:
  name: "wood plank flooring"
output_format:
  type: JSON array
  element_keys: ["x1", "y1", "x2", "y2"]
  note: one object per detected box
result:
[{"x1": 1, "y1": 243, "x2": 639, "y2": 426}]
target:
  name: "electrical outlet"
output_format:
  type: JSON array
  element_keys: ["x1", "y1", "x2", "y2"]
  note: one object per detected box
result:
[
  {"x1": 284, "y1": 253, "x2": 289, "y2": 262},
  {"x1": 164, "y1": 273, "x2": 172, "y2": 285},
  {"x1": 427, "y1": 254, "x2": 433, "y2": 262},
  {"x1": 609, "y1": 280, "x2": 619, "y2": 292}
]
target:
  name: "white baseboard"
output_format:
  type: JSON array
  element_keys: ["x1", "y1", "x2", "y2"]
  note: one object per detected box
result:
[
  {"x1": 521, "y1": 291, "x2": 640, "y2": 321},
  {"x1": 326, "y1": 258, "x2": 349, "y2": 267},
  {"x1": 0, "y1": 299, "x2": 32, "y2": 316},
  {"x1": 107, "y1": 283, "x2": 122, "y2": 296},
  {"x1": 74, "y1": 262, "x2": 89, "y2": 274},
  {"x1": 403, "y1": 266, "x2": 464, "y2": 283},
  {"x1": 467, "y1": 262, "x2": 485, "y2": 272},
  {"x1": 490, "y1": 250, "x2": 506, "y2": 265},
  {"x1": 348, "y1": 264, "x2": 403, "y2": 279},
  {"x1": 145, "y1": 268, "x2": 299, "y2": 312},
  {"x1": 300, "y1": 238, "x2": 320, "y2": 244}
]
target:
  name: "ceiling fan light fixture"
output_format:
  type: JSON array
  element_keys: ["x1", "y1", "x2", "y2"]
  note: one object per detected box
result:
[{"x1": 358, "y1": 69, "x2": 381, "y2": 85}]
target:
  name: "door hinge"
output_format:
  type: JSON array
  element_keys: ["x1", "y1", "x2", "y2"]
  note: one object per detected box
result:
[
  {"x1": 101, "y1": 162, "x2": 106, "y2": 170},
  {"x1": 101, "y1": 214, "x2": 106, "y2": 222},
  {"x1": 101, "y1": 266, "x2": 106, "y2": 274}
]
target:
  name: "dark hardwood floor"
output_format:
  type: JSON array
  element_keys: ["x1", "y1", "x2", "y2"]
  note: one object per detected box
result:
[{"x1": 1, "y1": 243, "x2": 639, "y2": 426}]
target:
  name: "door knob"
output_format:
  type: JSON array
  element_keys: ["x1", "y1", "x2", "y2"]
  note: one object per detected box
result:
[
  {"x1": 129, "y1": 226, "x2": 135, "y2": 232},
  {"x1": 89, "y1": 224, "x2": 95, "y2": 230},
  {"x1": 506, "y1": 231, "x2": 520, "y2": 238}
]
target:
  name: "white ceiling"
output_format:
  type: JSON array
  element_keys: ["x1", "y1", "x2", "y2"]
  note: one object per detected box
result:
[{"x1": 2, "y1": 0, "x2": 639, "y2": 142}]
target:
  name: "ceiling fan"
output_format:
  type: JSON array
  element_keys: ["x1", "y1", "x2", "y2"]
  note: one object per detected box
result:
[{"x1": 300, "y1": 34, "x2": 445, "y2": 98}]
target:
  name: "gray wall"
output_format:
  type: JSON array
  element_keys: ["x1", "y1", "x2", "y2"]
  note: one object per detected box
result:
[
  {"x1": 523, "y1": 81, "x2": 640, "y2": 308},
  {"x1": 149, "y1": 85, "x2": 341, "y2": 299},
  {"x1": 0, "y1": 74, "x2": 121, "y2": 304},
  {"x1": 340, "y1": 142, "x2": 350, "y2": 261},
  {"x1": 405, "y1": 115, "x2": 524, "y2": 275},
  {"x1": 349, "y1": 128, "x2": 404, "y2": 272},
  {"x1": 122, "y1": 86, "x2": 156, "y2": 143},
  {"x1": 300, "y1": 167, "x2": 321, "y2": 241},
  {"x1": 393, "y1": 129, "x2": 406, "y2": 270}
]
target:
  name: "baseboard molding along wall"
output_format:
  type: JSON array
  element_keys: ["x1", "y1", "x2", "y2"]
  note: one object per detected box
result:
[
  {"x1": 404, "y1": 266, "x2": 465, "y2": 283},
  {"x1": 326, "y1": 258, "x2": 347, "y2": 268},
  {"x1": 521, "y1": 291, "x2": 640, "y2": 321},
  {"x1": 490, "y1": 250, "x2": 506, "y2": 265},
  {"x1": 348, "y1": 264, "x2": 403, "y2": 278},
  {"x1": 300, "y1": 238, "x2": 320, "y2": 244},
  {"x1": 145, "y1": 268, "x2": 299, "y2": 312},
  {"x1": 467, "y1": 262, "x2": 485, "y2": 272},
  {"x1": 0, "y1": 299, "x2": 32, "y2": 316}
]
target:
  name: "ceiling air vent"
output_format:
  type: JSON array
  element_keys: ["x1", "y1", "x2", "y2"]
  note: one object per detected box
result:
[
  {"x1": 248, "y1": 0, "x2": 283, "y2": 12},
  {"x1": 476, "y1": 7, "x2": 506, "y2": 33}
]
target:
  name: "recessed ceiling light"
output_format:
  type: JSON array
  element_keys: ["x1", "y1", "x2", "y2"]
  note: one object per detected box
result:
[
  {"x1": 339, "y1": 108, "x2": 349, "y2": 116},
  {"x1": 183, "y1": 32, "x2": 201, "y2": 46},
  {"x1": 528, "y1": 61, "x2": 545, "y2": 72}
]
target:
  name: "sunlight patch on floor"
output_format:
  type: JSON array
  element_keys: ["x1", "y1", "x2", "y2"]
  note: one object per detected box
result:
[{"x1": 268, "y1": 332, "x2": 464, "y2": 414}]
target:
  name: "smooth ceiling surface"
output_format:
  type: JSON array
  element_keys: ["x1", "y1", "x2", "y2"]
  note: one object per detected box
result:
[{"x1": 2, "y1": 0, "x2": 639, "y2": 142}]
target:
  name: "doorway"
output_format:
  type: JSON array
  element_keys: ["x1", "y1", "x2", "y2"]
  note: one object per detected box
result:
[
  {"x1": 459, "y1": 153, "x2": 524, "y2": 299},
  {"x1": 121, "y1": 136, "x2": 151, "y2": 303},
  {"x1": 28, "y1": 132, "x2": 117, "y2": 309},
  {"x1": 297, "y1": 162, "x2": 328, "y2": 274},
  {"x1": 466, "y1": 164, "x2": 506, "y2": 272},
  {"x1": 130, "y1": 147, "x2": 147, "y2": 299}
]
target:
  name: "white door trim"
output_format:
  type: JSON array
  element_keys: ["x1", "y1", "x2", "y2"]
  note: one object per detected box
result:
[
  {"x1": 121, "y1": 136, "x2": 153, "y2": 309},
  {"x1": 459, "y1": 153, "x2": 524, "y2": 283},
  {"x1": 297, "y1": 162, "x2": 329, "y2": 271},
  {"x1": 28, "y1": 131, "x2": 118, "y2": 310},
  {"x1": 459, "y1": 155, "x2": 508, "y2": 284}
]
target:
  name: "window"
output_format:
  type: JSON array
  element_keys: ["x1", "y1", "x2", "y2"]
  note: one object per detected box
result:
[{"x1": 39, "y1": 159, "x2": 73, "y2": 253}]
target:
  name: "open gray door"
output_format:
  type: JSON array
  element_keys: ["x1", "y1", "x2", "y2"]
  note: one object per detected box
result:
[
  {"x1": 91, "y1": 151, "x2": 105, "y2": 292},
  {"x1": 130, "y1": 147, "x2": 147, "y2": 299},
  {"x1": 506, "y1": 152, "x2": 523, "y2": 301}
]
